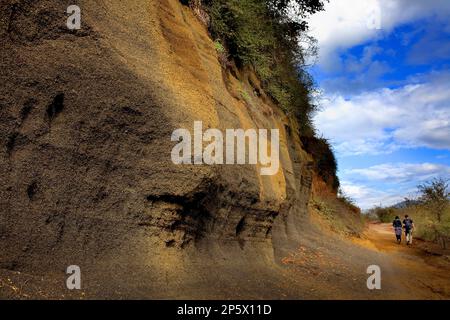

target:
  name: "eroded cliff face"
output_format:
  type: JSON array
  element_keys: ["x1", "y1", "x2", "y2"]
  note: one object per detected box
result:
[{"x1": 0, "y1": 0, "x2": 331, "y2": 298}]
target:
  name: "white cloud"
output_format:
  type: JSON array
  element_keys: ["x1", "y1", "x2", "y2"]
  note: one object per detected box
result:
[
  {"x1": 346, "y1": 163, "x2": 450, "y2": 183},
  {"x1": 307, "y1": 1, "x2": 450, "y2": 209},
  {"x1": 307, "y1": 0, "x2": 450, "y2": 70},
  {"x1": 314, "y1": 71, "x2": 450, "y2": 156},
  {"x1": 340, "y1": 180, "x2": 407, "y2": 209},
  {"x1": 341, "y1": 162, "x2": 450, "y2": 208}
]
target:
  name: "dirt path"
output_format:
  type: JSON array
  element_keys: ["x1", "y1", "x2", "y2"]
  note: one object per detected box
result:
[
  {"x1": 1, "y1": 221, "x2": 449, "y2": 299},
  {"x1": 359, "y1": 222, "x2": 450, "y2": 299}
]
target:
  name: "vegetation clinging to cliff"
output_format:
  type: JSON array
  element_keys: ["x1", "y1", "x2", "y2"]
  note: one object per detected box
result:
[
  {"x1": 185, "y1": 0, "x2": 339, "y2": 192},
  {"x1": 203, "y1": 0, "x2": 325, "y2": 135},
  {"x1": 301, "y1": 136, "x2": 339, "y2": 191}
]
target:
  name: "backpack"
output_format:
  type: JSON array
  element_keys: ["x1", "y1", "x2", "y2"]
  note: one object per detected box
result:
[
  {"x1": 404, "y1": 218, "x2": 413, "y2": 230},
  {"x1": 393, "y1": 219, "x2": 402, "y2": 228}
]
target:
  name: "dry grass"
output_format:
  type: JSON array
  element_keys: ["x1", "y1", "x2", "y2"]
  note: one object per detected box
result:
[
  {"x1": 394, "y1": 205, "x2": 450, "y2": 248},
  {"x1": 310, "y1": 194, "x2": 364, "y2": 238}
]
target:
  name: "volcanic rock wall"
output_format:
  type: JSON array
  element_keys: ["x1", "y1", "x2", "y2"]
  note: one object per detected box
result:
[{"x1": 0, "y1": 0, "x2": 317, "y2": 298}]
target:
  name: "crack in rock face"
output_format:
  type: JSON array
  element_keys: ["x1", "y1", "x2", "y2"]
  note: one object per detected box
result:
[{"x1": 46, "y1": 93, "x2": 65, "y2": 122}]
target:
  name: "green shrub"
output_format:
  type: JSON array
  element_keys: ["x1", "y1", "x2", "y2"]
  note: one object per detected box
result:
[
  {"x1": 238, "y1": 87, "x2": 251, "y2": 103},
  {"x1": 418, "y1": 178, "x2": 449, "y2": 222},
  {"x1": 185, "y1": 0, "x2": 338, "y2": 195},
  {"x1": 368, "y1": 206, "x2": 395, "y2": 223},
  {"x1": 214, "y1": 40, "x2": 225, "y2": 54},
  {"x1": 213, "y1": 39, "x2": 229, "y2": 66},
  {"x1": 203, "y1": 0, "x2": 325, "y2": 134}
]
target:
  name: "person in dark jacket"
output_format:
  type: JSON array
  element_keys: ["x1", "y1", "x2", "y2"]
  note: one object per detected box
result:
[
  {"x1": 392, "y1": 216, "x2": 402, "y2": 243},
  {"x1": 403, "y1": 215, "x2": 415, "y2": 245}
]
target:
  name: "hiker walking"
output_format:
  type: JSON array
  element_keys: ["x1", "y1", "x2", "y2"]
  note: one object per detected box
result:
[
  {"x1": 403, "y1": 215, "x2": 414, "y2": 245},
  {"x1": 392, "y1": 216, "x2": 402, "y2": 244}
]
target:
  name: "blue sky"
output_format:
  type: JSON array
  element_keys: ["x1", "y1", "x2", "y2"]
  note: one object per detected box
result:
[{"x1": 307, "y1": 0, "x2": 450, "y2": 209}]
